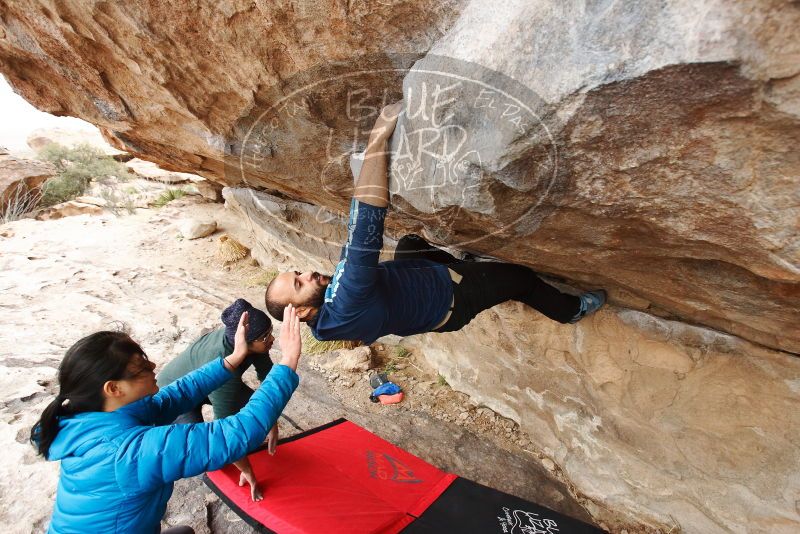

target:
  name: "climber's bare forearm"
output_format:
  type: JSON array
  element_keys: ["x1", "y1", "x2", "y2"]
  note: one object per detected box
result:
[
  {"x1": 354, "y1": 131, "x2": 390, "y2": 208},
  {"x1": 353, "y1": 102, "x2": 402, "y2": 208}
]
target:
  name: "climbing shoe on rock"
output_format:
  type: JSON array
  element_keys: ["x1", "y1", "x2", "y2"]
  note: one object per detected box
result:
[{"x1": 569, "y1": 290, "x2": 607, "y2": 323}]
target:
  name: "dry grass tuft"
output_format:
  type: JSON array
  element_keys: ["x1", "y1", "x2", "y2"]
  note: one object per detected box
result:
[
  {"x1": 300, "y1": 327, "x2": 361, "y2": 355},
  {"x1": 246, "y1": 268, "x2": 278, "y2": 287},
  {"x1": 218, "y1": 234, "x2": 249, "y2": 264},
  {"x1": 1, "y1": 184, "x2": 41, "y2": 223}
]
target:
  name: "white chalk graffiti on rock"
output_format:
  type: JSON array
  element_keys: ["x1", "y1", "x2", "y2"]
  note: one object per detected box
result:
[{"x1": 497, "y1": 506, "x2": 559, "y2": 534}]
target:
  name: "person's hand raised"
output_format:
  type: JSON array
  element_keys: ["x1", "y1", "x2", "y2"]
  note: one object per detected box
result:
[
  {"x1": 234, "y1": 310, "x2": 249, "y2": 349},
  {"x1": 224, "y1": 311, "x2": 249, "y2": 371},
  {"x1": 279, "y1": 304, "x2": 301, "y2": 370}
]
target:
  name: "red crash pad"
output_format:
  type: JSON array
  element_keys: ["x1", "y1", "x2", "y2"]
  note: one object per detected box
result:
[{"x1": 204, "y1": 419, "x2": 456, "y2": 534}]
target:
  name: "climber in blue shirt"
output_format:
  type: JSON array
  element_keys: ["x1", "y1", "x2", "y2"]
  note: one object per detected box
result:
[{"x1": 264, "y1": 102, "x2": 606, "y2": 344}]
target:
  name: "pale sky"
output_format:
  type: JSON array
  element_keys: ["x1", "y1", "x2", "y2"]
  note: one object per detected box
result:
[{"x1": 0, "y1": 74, "x2": 98, "y2": 156}]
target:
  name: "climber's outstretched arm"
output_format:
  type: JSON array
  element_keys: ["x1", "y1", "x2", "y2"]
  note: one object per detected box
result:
[{"x1": 354, "y1": 102, "x2": 402, "y2": 208}]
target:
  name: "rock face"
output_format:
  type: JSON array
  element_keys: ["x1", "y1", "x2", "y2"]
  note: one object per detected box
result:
[
  {"x1": 388, "y1": 0, "x2": 800, "y2": 355},
  {"x1": 223, "y1": 187, "x2": 351, "y2": 272},
  {"x1": 125, "y1": 158, "x2": 200, "y2": 184},
  {"x1": 0, "y1": 151, "x2": 55, "y2": 216},
  {"x1": 0, "y1": 1, "x2": 796, "y2": 352},
  {"x1": 125, "y1": 158, "x2": 223, "y2": 200},
  {"x1": 404, "y1": 306, "x2": 800, "y2": 533},
  {"x1": 35, "y1": 199, "x2": 104, "y2": 220},
  {"x1": 0, "y1": 0, "x2": 464, "y2": 171}
]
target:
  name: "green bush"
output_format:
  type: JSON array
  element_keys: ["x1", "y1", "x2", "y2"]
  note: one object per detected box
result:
[
  {"x1": 40, "y1": 175, "x2": 89, "y2": 207},
  {"x1": 38, "y1": 143, "x2": 130, "y2": 207}
]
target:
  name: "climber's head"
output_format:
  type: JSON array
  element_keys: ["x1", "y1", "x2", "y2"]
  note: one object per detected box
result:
[{"x1": 265, "y1": 270, "x2": 331, "y2": 322}]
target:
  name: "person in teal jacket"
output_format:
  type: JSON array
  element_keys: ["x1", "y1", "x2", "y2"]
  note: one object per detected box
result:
[{"x1": 30, "y1": 304, "x2": 303, "y2": 534}]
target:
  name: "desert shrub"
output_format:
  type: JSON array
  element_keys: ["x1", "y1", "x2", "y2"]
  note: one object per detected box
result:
[
  {"x1": 38, "y1": 143, "x2": 130, "y2": 207},
  {"x1": 40, "y1": 174, "x2": 88, "y2": 206},
  {"x1": 98, "y1": 186, "x2": 137, "y2": 216}
]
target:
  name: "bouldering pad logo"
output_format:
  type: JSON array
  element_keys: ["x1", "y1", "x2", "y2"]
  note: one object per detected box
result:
[
  {"x1": 236, "y1": 53, "x2": 559, "y2": 254},
  {"x1": 497, "y1": 506, "x2": 560, "y2": 534},
  {"x1": 365, "y1": 450, "x2": 423, "y2": 484}
]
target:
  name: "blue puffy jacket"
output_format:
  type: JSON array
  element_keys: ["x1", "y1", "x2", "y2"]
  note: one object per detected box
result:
[{"x1": 46, "y1": 358, "x2": 299, "y2": 533}]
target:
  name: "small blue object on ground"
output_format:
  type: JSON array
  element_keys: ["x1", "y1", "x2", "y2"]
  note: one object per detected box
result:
[{"x1": 369, "y1": 381, "x2": 402, "y2": 403}]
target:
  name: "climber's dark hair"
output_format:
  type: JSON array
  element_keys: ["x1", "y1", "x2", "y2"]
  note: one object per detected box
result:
[
  {"x1": 264, "y1": 278, "x2": 285, "y2": 321},
  {"x1": 30, "y1": 331, "x2": 148, "y2": 459}
]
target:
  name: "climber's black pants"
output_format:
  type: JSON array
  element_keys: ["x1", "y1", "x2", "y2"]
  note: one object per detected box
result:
[{"x1": 394, "y1": 234, "x2": 581, "y2": 331}]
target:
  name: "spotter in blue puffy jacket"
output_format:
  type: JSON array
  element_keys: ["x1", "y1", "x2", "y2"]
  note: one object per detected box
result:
[{"x1": 45, "y1": 358, "x2": 298, "y2": 534}]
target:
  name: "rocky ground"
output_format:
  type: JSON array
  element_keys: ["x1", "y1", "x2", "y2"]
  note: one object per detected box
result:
[{"x1": 0, "y1": 198, "x2": 596, "y2": 533}]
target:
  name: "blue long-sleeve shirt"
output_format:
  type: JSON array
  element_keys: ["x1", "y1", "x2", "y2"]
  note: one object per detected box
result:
[
  {"x1": 46, "y1": 358, "x2": 299, "y2": 534},
  {"x1": 311, "y1": 199, "x2": 453, "y2": 343}
]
